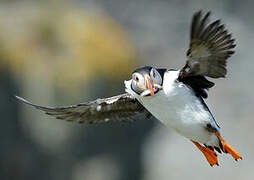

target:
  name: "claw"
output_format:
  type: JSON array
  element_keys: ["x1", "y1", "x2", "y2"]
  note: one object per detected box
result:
[
  {"x1": 192, "y1": 140, "x2": 218, "y2": 167},
  {"x1": 215, "y1": 131, "x2": 242, "y2": 161}
]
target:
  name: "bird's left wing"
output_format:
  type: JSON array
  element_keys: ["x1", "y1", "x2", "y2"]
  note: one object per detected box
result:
[
  {"x1": 180, "y1": 11, "x2": 235, "y2": 79},
  {"x1": 178, "y1": 11, "x2": 236, "y2": 98},
  {"x1": 15, "y1": 93, "x2": 154, "y2": 124}
]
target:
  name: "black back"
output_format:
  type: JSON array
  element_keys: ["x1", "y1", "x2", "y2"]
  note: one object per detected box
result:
[{"x1": 178, "y1": 75, "x2": 214, "y2": 99}]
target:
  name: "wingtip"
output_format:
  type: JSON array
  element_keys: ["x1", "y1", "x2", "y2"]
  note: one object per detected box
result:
[
  {"x1": 14, "y1": 95, "x2": 22, "y2": 99},
  {"x1": 193, "y1": 10, "x2": 211, "y2": 19},
  {"x1": 14, "y1": 95, "x2": 32, "y2": 106},
  {"x1": 14, "y1": 95, "x2": 22, "y2": 101},
  {"x1": 195, "y1": 10, "x2": 202, "y2": 16},
  {"x1": 14, "y1": 95, "x2": 25, "y2": 102}
]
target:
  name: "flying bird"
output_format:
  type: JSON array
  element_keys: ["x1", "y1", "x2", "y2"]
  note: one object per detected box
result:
[{"x1": 16, "y1": 11, "x2": 242, "y2": 166}]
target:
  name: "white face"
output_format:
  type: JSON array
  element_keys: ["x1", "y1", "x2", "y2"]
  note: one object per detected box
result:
[
  {"x1": 131, "y1": 72, "x2": 146, "y2": 94},
  {"x1": 131, "y1": 68, "x2": 163, "y2": 96}
]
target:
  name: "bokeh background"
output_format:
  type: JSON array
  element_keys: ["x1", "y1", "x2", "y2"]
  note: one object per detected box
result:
[{"x1": 1, "y1": 0, "x2": 253, "y2": 179}]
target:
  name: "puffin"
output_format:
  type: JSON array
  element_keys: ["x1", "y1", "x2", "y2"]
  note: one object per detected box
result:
[{"x1": 16, "y1": 11, "x2": 242, "y2": 166}]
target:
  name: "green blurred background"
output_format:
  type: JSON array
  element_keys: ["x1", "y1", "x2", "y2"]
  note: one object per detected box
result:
[{"x1": 1, "y1": 0, "x2": 253, "y2": 180}]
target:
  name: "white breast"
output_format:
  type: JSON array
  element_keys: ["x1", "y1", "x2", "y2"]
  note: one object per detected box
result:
[{"x1": 125, "y1": 70, "x2": 218, "y2": 146}]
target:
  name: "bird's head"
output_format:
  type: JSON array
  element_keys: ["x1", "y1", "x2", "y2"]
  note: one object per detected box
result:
[{"x1": 130, "y1": 66, "x2": 164, "y2": 97}]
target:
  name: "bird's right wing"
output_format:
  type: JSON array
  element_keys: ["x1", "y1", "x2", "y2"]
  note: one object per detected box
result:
[{"x1": 15, "y1": 93, "x2": 155, "y2": 124}]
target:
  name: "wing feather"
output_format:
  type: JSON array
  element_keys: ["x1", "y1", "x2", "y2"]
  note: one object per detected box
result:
[
  {"x1": 15, "y1": 93, "x2": 154, "y2": 124},
  {"x1": 178, "y1": 11, "x2": 236, "y2": 98},
  {"x1": 181, "y1": 10, "x2": 235, "y2": 78}
]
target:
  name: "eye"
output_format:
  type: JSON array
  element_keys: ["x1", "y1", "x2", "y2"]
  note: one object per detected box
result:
[
  {"x1": 152, "y1": 70, "x2": 156, "y2": 78},
  {"x1": 132, "y1": 73, "x2": 142, "y2": 83}
]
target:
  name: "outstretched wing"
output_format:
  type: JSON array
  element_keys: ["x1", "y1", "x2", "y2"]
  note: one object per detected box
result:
[
  {"x1": 180, "y1": 11, "x2": 235, "y2": 78},
  {"x1": 178, "y1": 11, "x2": 236, "y2": 98},
  {"x1": 15, "y1": 93, "x2": 154, "y2": 124}
]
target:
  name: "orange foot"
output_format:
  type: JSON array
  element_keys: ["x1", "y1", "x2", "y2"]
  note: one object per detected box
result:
[
  {"x1": 192, "y1": 140, "x2": 219, "y2": 166},
  {"x1": 215, "y1": 131, "x2": 242, "y2": 161}
]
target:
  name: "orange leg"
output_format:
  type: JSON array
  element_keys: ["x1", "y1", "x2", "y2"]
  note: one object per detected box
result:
[
  {"x1": 215, "y1": 131, "x2": 242, "y2": 161},
  {"x1": 192, "y1": 140, "x2": 219, "y2": 166}
]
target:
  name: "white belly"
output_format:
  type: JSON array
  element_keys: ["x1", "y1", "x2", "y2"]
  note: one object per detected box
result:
[
  {"x1": 140, "y1": 85, "x2": 212, "y2": 142},
  {"x1": 126, "y1": 71, "x2": 219, "y2": 146}
]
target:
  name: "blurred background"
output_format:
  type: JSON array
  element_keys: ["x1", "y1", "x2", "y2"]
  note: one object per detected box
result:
[{"x1": 1, "y1": 0, "x2": 253, "y2": 179}]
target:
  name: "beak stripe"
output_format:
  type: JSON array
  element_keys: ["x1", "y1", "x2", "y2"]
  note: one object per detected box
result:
[{"x1": 146, "y1": 76, "x2": 154, "y2": 96}]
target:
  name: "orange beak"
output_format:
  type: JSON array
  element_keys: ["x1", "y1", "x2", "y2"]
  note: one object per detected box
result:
[{"x1": 146, "y1": 75, "x2": 154, "y2": 96}]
